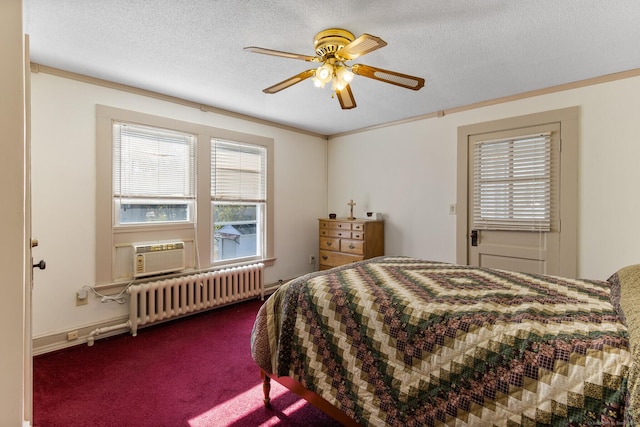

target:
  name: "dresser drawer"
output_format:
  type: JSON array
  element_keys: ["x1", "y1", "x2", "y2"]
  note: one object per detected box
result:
[
  {"x1": 327, "y1": 229, "x2": 351, "y2": 238},
  {"x1": 351, "y1": 231, "x2": 364, "y2": 240},
  {"x1": 320, "y1": 228, "x2": 350, "y2": 239},
  {"x1": 320, "y1": 220, "x2": 352, "y2": 230},
  {"x1": 341, "y1": 239, "x2": 364, "y2": 255},
  {"x1": 320, "y1": 236, "x2": 340, "y2": 251},
  {"x1": 319, "y1": 250, "x2": 363, "y2": 267},
  {"x1": 333, "y1": 221, "x2": 351, "y2": 229}
]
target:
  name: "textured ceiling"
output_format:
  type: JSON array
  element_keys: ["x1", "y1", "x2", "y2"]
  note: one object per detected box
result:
[{"x1": 23, "y1": 0, "x2": 640, "y2": 136}]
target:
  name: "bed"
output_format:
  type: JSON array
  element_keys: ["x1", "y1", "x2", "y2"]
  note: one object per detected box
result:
[{"x1": 251, "y1": 256, "x2": 640, "y2": 426}]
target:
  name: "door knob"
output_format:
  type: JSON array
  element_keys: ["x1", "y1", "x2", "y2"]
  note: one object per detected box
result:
[
  {"x1": 470, "y1": 230, "x2": 479, "y2": 247},
  {"x1": 33, "y1": 259, "x2": 46, "y2": 270}
]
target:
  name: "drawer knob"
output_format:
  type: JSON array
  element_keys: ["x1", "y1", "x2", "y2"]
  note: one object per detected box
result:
[
  {"x1": 322, "y1": 255, "x2": 328, "y2": 260},
  {"x1": 348, "y1": 244, "x2": 355, "y2": 249},
  {"x1": 326, "y1": 242, "x2": 332, "y2": 246}
]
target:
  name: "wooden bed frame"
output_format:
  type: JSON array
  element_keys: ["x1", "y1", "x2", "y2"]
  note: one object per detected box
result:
[{"x1": 260, "y1": 368, "x2": 362, "y2": 427}]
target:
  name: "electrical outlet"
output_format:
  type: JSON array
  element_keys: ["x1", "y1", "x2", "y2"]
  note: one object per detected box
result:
[
  {"x1": 76, "y1": 289, "x2": 88, "y2": 306},
  {"x1": 309, "y1": 254, "x2": 316, "y2": 264},
  {"x1": 67, "y1": 330, "x2": 79, "y2": 341}
]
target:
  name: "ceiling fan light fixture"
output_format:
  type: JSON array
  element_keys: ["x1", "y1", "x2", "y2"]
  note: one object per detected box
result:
[
  {"x1": 331, "y1": 65, "x2": 354, "y2": 92},
  {"x1": 331, "y1": 77, "x2": 344, "y2": 92},
  {"x1": 316, "y1": 63, "x2": 334, "y2": 84},
  {"x1": 336, "y1": 66, "x2": 354, "y2": 83}
]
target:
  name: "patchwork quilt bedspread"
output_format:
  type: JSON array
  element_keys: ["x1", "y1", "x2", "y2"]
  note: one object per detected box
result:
[{"x1": 251, "y1": 257, "x2": 639, "y2": 426}]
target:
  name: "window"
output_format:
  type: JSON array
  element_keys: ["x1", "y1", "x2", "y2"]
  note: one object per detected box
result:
[
  {"x1": 211, "y1": 139, "x2": 267, "y2": 262},
  {"x1": 473, "y1": 132, "x2": 551, "y2": 231},
  {"x1": 96, "y1": 105, "x2": 274, "y2": 284},
  {"x1": 113, "y1": 122, "x2": 196, "y2": 225}
]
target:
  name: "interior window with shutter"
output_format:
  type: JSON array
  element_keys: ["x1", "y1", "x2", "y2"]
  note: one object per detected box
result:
[
  {"x1": 211, "y1": 138, "x2": 267, "y2": 262},
  {"x1": 113, "y1": 122, "x2": 196, "y2": 225},
  {"x1": 473, "y1": 132, "x2": 551, "y2": 231}
]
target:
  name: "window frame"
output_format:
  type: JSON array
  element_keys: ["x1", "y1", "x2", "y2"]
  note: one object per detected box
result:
[
  {"x1": 211, "y1": 138, "x2": 268, "y2": 263},
  {"x1": 112, "y1": 121, "x2": 197, "y2": 226},
  {"x1": 96, "y1": 105, "x2": 274, "y2": 285}
]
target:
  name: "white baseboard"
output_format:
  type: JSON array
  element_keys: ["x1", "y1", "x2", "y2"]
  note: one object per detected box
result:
[
  {"x1": 32, "y1": 285, "x2": 282, "y2": 356},
  {"x1": 32, "y1": 316, "x2": 129, "y2": 356}
]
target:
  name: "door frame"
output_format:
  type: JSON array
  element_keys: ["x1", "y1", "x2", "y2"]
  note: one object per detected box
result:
[
  {"x1": 24, "y1": 33, "x2": 34, "y2": 423},
  {"x1": 0, "y1": 0, "x2": 31, "y2": 423},
  {"x1": 456, "y1": 107, "x2": 579, "y2": 278}
]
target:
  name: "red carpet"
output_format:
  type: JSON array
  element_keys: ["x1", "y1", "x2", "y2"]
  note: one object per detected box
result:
[{"x1": 33, "y1": 299, "x2": 343, "y2": 426}]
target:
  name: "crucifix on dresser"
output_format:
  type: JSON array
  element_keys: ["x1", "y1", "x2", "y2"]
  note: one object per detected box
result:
[{"x1": 348, "y1": 199, "x2": 356, "y2": 220}]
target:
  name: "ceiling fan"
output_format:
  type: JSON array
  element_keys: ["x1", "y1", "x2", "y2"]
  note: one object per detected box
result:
[{"x1": 244, "y1": 28, "x2": 425, "y2": 109}]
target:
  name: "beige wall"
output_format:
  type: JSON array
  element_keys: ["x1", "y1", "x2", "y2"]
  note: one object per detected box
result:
[
  {"x1": 0, "y1": 0, "x2": 28, "y2": 424},
  {"x1": 328, "y1": 74, "x2": 640, "y2": 280},
  {"x1": 30, "y1": 72, "x2": 328, "y2": 345}
]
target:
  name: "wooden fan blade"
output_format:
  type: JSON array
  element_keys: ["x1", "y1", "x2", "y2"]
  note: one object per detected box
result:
[
  {"x1": 263, "y1": 69, "x2": 316, "y2": 94},
  {"x1": 244, "y1": 46, "x2": 319, "y2": 62},
  {"x1": 337, "y1": 34, "x2": 387, "y2": 60},
  {"x1": 336, "y1": 84, "x2": 357, "y2": 109},
  {"x1": 352, "y1": 64, "x2": 425, "y2": 90}
]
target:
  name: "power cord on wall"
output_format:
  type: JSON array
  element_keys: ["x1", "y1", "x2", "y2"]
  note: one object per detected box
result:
[{"x1": 82, "y1": 279, "x2": 136, "y2": 304}]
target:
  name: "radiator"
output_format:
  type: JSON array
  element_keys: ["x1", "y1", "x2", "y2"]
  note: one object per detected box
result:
[{"x1": 127, "y1": 263, "x2": 264, "y2": 336}]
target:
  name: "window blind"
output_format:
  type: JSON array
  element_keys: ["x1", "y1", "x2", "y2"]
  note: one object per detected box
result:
[
  {"x1": 113, "y1": 122, "x2": 196, "y2": 199},
  {"x1": 473, "y1": 132, "x2": 551, "y2": 231},
  {"x1": 211, "y1": 139, "x2": 266, "y2": 202}
]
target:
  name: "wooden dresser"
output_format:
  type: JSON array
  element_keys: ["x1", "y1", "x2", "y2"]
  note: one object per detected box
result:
[{"x1": 318, "y1": 218, "x2": 384, "y2": 270}]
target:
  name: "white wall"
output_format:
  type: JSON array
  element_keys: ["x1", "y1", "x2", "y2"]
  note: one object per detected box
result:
[
  {"x1": 328, "y1": 75, "x2": 640, "y2": 281},
  {"x1": 30, "y1": 72, "x2": 327, "y2": 341}
]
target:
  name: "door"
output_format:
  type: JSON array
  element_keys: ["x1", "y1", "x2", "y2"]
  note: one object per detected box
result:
[
  {"x1": 468, "y1": 124, "x2": 560, "y2": 275},
  {"x1": 456, "y1": 108, "x2": 579, "y2": 278}
]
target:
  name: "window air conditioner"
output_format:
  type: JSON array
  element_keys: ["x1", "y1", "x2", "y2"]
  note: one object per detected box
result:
[{"x1": 132, "y1": 241, "x2": 185, "y2": 278}]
